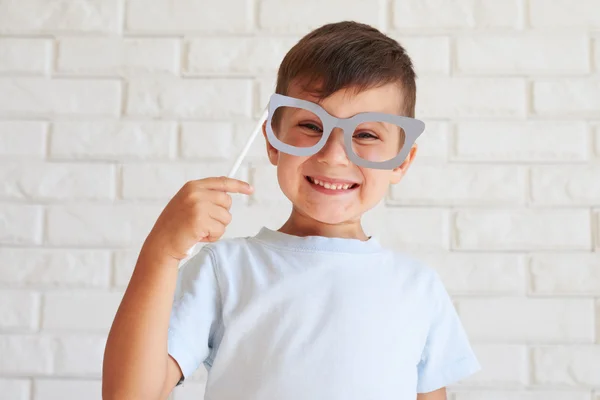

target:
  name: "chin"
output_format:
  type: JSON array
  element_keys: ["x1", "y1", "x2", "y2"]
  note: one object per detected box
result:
[{"x1": 300, "y1": 205, "x2": 360, "y2": 225}]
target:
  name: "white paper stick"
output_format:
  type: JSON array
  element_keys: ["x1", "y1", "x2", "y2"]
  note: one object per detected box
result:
[
  {"x1": 183, "y1": 109, "x2": 269, "y2": 259},
  {"x1": 227, "y1": 109, "x2": 268, "y2": 178}
]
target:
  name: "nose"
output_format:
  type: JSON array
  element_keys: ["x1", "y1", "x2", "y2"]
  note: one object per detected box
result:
[{"x1": 315, "y1": 128, "x2": 349, "y2": 166}]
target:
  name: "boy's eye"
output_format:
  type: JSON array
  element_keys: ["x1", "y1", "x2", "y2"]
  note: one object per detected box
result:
[
  {"x1": 354, "y1": 131, "x2": 378, "y2": 140},
  {"x1": 299, "y1": 123, "x2": 323, "y2": 133}
]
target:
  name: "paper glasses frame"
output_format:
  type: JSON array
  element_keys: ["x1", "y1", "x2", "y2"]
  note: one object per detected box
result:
[{"x1": 265, "y1": 93, "x2": 425, "y2": 170}]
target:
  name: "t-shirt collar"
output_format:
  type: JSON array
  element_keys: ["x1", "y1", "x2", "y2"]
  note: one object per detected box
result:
[{"x1": 252, "y1": 226, "x2": 383, "y2": 254}]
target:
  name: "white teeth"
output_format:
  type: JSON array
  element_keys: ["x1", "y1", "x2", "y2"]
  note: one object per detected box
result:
[{"x1": 310, "y1": 177, "x2": 354, "y2": 190}]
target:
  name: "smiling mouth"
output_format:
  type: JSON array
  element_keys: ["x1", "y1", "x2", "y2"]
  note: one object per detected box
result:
[{"x1": 305, "y1": 176, "x2": 360, "y2": 190}]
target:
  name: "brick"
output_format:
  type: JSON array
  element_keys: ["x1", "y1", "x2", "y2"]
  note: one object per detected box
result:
[
  {"x1": 0, "y1": 0, "x2": 121, "y2": 33},
  {"x1": 595, "y1": 125, "x2": 600, "y2": 158},
  {"x1": 250, "y1": 164, "x2": 290, "y2": 206},
  {"x1": 121, "y1": 163, "x2": 250, "y2": 200},
  {"x1": 58, "y1": 38, "x2": 179, "y2": 77},
  {"x1": 454, "y1": 390, "x2": 591, "y2": 400},
  {"x1": 453, "y1": 209, "x2": 591, "y2": 251},
  {"x1": 0, "y1": 39, "x2": 51, "y2": 75},
  {"x1": 181, "y1": 122, "x2": 237, "y2": 161},
  {"x1": 417, "y1": 77, "x2": 526, "y2": 118},
  {"x1": 126, "y1": 78, "x2": 253, "y2": 119},
  {"x1": 126, "y1": 0, "x2": 252, "y2": 33},
  {"x1": 393, "y1": 0, "x2": 520, "y2": 29},
  {"x1": 0, "y1": 205, "x2": 43, "y2": 245},
  {"x1": 453, "y1": 121, "x2": 588, "y2": 162},
  {"x1": 258, "y1": 0, "x2": 385, "y2": 33},
  {"x1": 533, "y1": 346, "x2": 600, "y2": 386},
  {"x1": 412, "y1": 121, "x2": 449, "y2": 161},
  {"x1": 389, "y1": 36, "x2": 450, "y2": 75},
  {"x1": 533, "y1": 79, "x2": 600, "y2": 117},
  {"x1": 456, "y1": 34, "x2": 588, "y2": 74},
  {"x1": 363, "y1": 204, "x2": 449, "y2": 250},
  {"x1": 0, "y1": 249, "x2": 110, "y2": 288},
  {"x1": 186, "y1": 37, "x2": 296, "y2": 75},
  {"x1": 458, "y1": 298, "x2": 595, "y2": 342},
  {"x1": 50, "y1": 121, "x2": 176, "y2": 161},
  {"x1": 597, "y1": 300, "x2": 600, "y2": 343},
  {"x1": 0, "y1": 291, "x2": 39, "y2": 330},
  {"x1": 0, "y1": 335, "x2": 103, "y2": 378},
  {"x1": 0, "y1": 162, "x2": 114, "y2": 200},
  {"x1": 461, "y1": 344, "x2": 528, "y2": 386},
  {"x1": 530, "y1": 254, "x2": 600, "y2": 296},
  {"x1": 34, "y1": 379, "x2": 101, "y2": 400},
  {"x1": 0, "y1": 335, "x2": 53, "y2": 374},
  {"x1": 52, "y1": 335, "x2": 106, "y2": 377},
  {"x1": 531, "y1": 166, "x2": 600, "y2": 205},
  {"x1": 0, "y1": 121, "x2": 46, "y2": 158},
  {"x1": 0, "y1": 379, "x2": 30, "y2": 400},
  {"x1": 46, "y1": 204, "x2": 161, "y2": 247},
  {"x1": 0, "y1": 78, "x2": 121, "y2": 117},
  {"x1": 595, "y1": 39, "x2": 600, "y2": 73},
  {"x1": 389, "y1": 164, "x2": 526, "y2": 205},
  {"x1": 42, "y1": 292, "x2": 122, "y2": 332},
  {"x1": 413, "y1": 252, "x2": 526, "y2": 295},
  {"x1": 597, "y1": 211, "x2": 600, "y2": 250},
  {"x1": 529, "y1": 0, "x2": 600, "y2": 28},
  {"x1": 181, "y1": 119, "x2": 272, "y2": 163}
]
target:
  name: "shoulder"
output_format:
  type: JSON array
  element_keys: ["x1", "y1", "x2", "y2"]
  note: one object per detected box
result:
[
  {"x1": 385, "y1": 249, "x2": 443, "y2": 289},
  {"x1": 179, "y1": 236, "x2": 253, "y2": 277},
  {"x1": 196, "y1": 235, "x2": 255, "y2": 258},
  {"x1": 189, "y1": 235, "x2": 263, "y2": 278},
  {"x1": 380, "y1": 249, "x2": 454, "y2": 319}
]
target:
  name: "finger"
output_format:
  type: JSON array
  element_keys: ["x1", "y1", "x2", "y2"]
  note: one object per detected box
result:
[
  {"x1": 197, "y1": 176, "x2": 254, "y2": 195},
  {"x1": 199, "y1": 217, "x2": 226, "y2": 243},
  {"x1": 205, "y1": 190, "x2": 233, "y2": 210},
  {"x1": 207, "y1": 204, "x2": 232, "y2": 226}
]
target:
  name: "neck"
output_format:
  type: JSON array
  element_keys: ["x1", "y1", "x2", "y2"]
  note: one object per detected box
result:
[{"x1": 277, "y1": 207, "x2": 369, "y2": 241}]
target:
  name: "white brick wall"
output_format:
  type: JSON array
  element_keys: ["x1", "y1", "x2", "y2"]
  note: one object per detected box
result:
[
  {"x1": 455, "y1": 34, "x2": 590, "y2": 75},
  {"x1": 0, "y1": 1, "x2": 599, "y2": 399}
]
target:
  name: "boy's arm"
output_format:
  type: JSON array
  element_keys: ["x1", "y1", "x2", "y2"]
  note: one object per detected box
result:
[
  {"x1": 160, "y1": 356, "x2": 185, "y2": 399},
  {"x1": 417, "y1": 387, "x2": 447, "y2": 400},
  {"x1": 102, "y1": 242, "x2": 182, "y2": 400},
  {"x1": 102, "y1": 177, "x2": 252, "y2": 399}
]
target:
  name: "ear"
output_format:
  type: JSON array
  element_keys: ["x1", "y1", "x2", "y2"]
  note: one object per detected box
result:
[
  {"x1": 389, "y1": 143, "x2": 418, "y2": 184},
  {"x1": 262, "y1": 120, "x2": 278, "y2": 166}
]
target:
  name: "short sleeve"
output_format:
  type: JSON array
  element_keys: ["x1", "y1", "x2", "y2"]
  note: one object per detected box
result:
[
  {"x1": 168, "y1": 246, "x2": 222, "y2": 383},
  {"x1": 416, "y1": 273, "x2": 481, "y2": 393}
]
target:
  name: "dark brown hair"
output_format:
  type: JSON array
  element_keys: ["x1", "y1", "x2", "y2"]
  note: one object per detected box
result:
[{"x1": 275, "y1": 21, "x2": 417, "y2": 117}]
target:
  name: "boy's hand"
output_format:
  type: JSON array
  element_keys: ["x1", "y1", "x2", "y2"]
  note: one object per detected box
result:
[{"x1": 143, "y1": 176, "x2": 254, "y2": 261}]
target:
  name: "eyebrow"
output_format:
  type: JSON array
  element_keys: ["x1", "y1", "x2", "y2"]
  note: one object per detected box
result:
[
  {"x1": 288, "y1": 100, "x2": 401, "y2": 122},
  {"x1": 358, "y1": 120, "x2": 398, "y2": 132}
]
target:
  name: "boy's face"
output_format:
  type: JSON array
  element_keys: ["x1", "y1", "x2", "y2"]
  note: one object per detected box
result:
[{"x1": 262, "y1": 81, "x2": 417, "y2": 226}]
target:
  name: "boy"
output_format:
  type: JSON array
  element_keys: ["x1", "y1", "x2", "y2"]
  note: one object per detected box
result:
[{"x1": 103, "y1": 21, "x2": 480, "y2": 400}]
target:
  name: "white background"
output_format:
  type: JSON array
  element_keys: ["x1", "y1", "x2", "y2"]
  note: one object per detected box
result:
[{"x1": 0, "y1": 0, "x2": 599, "y2": 399}]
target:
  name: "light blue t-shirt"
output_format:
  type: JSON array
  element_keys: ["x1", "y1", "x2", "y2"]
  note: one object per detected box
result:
[{"x1": 168, "y1": 227, "x2": 480, "y2": 399}]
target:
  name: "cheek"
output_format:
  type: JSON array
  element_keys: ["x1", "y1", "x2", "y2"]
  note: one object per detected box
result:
[
  {"x1": 276, "y1": 155, "x2": 305, "y2": 191},
  {"x1": 360, "y1": 171, "x2": 391, "y2": 199}
]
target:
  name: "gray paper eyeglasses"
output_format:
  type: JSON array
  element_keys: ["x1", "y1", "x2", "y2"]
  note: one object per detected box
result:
[{"x1": 265, "y1": 93, "x2": 425, "y2": 170}]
